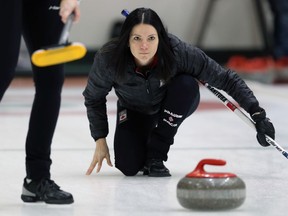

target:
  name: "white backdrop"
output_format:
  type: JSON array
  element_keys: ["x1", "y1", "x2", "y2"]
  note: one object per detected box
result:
[
  {"x1": 17, "y1": 0, "x2": 272, "y2": 70},
  {"x1": 70, "y1": 0, "x2": 272, "y2": 49}
]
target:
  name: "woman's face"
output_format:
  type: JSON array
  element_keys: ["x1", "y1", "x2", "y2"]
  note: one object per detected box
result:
[{"x1": 129, "y1": 24, "x2": 159, "y2": 66}]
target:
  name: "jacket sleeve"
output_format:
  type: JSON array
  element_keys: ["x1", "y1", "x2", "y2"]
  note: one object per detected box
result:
[
  {"x1": 82, "y1": 52, "x2": 114, "y2": 141},
  {"x1": 176, "y1": 41, "x2": 260, "y2": 114}
]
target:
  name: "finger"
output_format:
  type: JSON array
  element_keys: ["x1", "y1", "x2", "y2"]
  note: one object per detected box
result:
[
  {"x1": 73, "y1": 7, "x2": 81, "y2": 22},
  {"x1": 60, "y1": 7, "x2": 80, "y2": 23},
  {"x1": 59, "y1": 8, "x2": 71, "y2": 23},
  {"x1": 59, "y1": 2, "x2": 79, "y2": 23},
  {"x1": 106, "y1": 156, "x2": 113, "y2": 167},
  {"x1": 96, "y1": 160, "x2": 103, "y2": 173},
  {"x1": 86, "y1": 167, "x2": 93, "y2": 175},
  {"x1": 86, "y1": 165, "x2": 95, "y2": 175},
  {"x1": 86, "y1": 160, "x2": 98, "y2": 175}
]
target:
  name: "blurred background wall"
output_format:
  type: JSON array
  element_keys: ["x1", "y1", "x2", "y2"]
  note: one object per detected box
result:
[
  {"x1": 17, "y1": 0, "x2": 273, "y2": 74},
  {"x1": 71, "y1": 0, "x2": 271, "y2": 48}
]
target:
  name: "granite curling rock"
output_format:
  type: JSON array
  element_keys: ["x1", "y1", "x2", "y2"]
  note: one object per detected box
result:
[{"x1": 176, "y1": 159, "x2": 246, "y2": 210}]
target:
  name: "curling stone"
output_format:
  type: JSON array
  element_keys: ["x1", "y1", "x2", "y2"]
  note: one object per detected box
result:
[{"x1": 176, "y1": 159, "x2": 246, "y2": 211}]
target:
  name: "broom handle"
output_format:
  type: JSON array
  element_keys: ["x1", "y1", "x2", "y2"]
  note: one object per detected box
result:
[
  {"x1": 59, "y1": 13, "x2": 75, "y2": 44},
  {"x1": 200, "y1": 81, "x2": 288, "y2": 159}
]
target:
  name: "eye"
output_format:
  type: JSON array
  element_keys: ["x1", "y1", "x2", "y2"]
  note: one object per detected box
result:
[
  {"x1": 148, "y1": 36, "x2": 156, "y2": 41},
  {"x1": 133, "y1": 36, "x2": 141, "y2": 41}
]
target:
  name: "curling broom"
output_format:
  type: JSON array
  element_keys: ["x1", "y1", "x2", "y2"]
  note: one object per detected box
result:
[
  {"x1": 31, "y1": 13, "x2": 86, "y2": 67},
  {"x1": 200, "y1": 81, "x2": 288, "y2": 159}
]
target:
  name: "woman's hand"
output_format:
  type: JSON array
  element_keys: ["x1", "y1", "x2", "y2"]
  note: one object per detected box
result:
[
  {"x1": 59, "y1": 0, "x2": 81, "y2": 23},
  {"x1": 86, "y1": 138, "x2": 113, "y2": 175}
]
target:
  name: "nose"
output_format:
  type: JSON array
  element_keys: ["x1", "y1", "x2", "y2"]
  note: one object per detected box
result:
[{"x1": 140, "y1": 41, "x2": 148, "y2": 50}]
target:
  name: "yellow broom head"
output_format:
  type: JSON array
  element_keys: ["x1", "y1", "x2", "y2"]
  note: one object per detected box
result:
[{"x1": 31, "y1": 42, "x2": 87, "y2": 67}]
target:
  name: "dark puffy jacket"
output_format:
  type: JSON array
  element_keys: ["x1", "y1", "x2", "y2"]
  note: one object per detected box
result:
[{"x1": 83, "y1": 34, "x2": 259, "y2": 141}]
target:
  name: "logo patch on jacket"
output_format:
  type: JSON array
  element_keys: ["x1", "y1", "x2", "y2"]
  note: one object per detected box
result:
[{"x1": 119, "y1": 109, "x2": 128, "y2": 124}]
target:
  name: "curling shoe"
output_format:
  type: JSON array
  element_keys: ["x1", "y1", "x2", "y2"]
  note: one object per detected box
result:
[
  {"x1": 21, "y1": 178, "x2": 74, "y2": 204},
  {"x1": 143, "y1": 159, "x2": 171, "y2": 177}
]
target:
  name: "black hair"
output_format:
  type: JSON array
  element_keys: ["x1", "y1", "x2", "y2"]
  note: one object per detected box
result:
[{"x1": 110, "y1": 7, "x2": 175, "y2": 82}]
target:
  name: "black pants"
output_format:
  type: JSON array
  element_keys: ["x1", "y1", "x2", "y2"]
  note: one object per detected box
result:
[
  {"x1": 0, "y1": 0, "x2": 64, "y2": 180},
  {"x1": 114, "y1": 74, "x2": 200, "y2": 176}
]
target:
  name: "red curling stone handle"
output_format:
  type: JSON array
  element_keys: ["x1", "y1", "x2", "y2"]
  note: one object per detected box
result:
[{"x1": 186, "y1": 159, "x2": 236, "y2": 178}]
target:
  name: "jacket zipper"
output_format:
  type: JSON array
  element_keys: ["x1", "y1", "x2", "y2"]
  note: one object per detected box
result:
[
  {"x1": 146, "y1": 80, "x2": 150, "y2": 94},
  {"x1": 135, "y1": 70, "x2": 151, "y2": 95}
]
